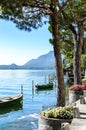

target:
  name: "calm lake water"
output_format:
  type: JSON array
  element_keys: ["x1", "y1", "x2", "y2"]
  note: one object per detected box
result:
[{"x1": 0, "y1": 69, "x2": 57, "y2": 130}]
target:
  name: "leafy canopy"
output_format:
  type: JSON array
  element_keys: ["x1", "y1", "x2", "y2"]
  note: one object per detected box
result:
[{"x1": 0, "y1": 0, "x2": 52, "y2": 31}]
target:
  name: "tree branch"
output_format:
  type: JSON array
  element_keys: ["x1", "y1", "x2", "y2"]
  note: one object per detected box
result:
[
  {"x1": 69, "y1": 24, "x2": 77, "y2": 36},
  {"x1": 79, "y1": 17, "x2": 86, "y2": 25}
]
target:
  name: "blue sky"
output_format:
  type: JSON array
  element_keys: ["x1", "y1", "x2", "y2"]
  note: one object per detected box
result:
[{"x1": 0, "y1": 19, "x2": 53, "y2": 65}]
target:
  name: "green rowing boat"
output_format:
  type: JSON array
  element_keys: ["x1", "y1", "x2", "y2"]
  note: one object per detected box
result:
[
  {"x1": 35, "y1": 83, "x2": 53, "y2": 90},
  {"x1": 0, "y1": 94, "x2": 23, "y2": 108}
]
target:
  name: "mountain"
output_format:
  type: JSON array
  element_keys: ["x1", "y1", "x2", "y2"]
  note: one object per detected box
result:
[
  {"x1": 24, "y1": 51, "x2": 55, "y2": 69},
  {"x1": 0, "y1": 51, "x2": 55, "y2": 69}
]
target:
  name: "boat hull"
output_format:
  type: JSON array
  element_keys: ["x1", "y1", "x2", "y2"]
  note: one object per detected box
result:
[
  {"x1": 35, "y1": 83, "x2": 53, "y2": 90},
  {"x1": 0, "y1": 94, "x2": 23, "y2": 108}
]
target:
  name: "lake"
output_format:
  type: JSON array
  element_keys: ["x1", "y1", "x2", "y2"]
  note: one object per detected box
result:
[{"x1": 0, "y1": 69, "x2": 57, "y2": 130}]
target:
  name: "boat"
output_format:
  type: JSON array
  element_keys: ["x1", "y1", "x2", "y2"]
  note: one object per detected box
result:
[
  {"x1": 0, "y1": 94, "x2": 23, "y2": 108},
  {"x1": 35, "y1": 83, "x2": 53, "y2": 90}
]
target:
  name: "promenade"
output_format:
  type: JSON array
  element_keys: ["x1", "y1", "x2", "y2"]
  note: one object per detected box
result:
[{"x1": 71, "y1": 97, "x2": 86, "y2": 130}]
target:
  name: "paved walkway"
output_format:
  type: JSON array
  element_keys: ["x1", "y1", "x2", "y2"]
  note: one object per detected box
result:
[{"x1": 71, "y1": 97, "x2": 86, "y2": 130}]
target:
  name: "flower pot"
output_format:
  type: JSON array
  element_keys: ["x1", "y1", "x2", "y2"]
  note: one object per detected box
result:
[
  {"x1": 38, "y1": 115, "x2": 72, "y2": 130},
  {"x1": 69, "y1": 90, "x2": 83, "y2": 104}
]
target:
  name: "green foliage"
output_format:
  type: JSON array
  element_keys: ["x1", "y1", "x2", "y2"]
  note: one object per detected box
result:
[
  {"x1": 41, "y1": 105, "x2": 73, "y2": 119},
  {"x1": 63, "y1": 0, "x2": 86, "y2": 23},
  {"x1": 60, "y1": 29, "x2": 74, "y2": 69},
  {"x1": 82, "y1": 77, "x2": 86, "y2": 82},
  {"x1": 59, "y1": 0, "x2": 86, "y2": 73},
  {"x1": 0, "y1": 0, "x2": 50, "y2": 31},
  {"x1": 81, "y1": 54, "x2": 86, "y2": 69}
]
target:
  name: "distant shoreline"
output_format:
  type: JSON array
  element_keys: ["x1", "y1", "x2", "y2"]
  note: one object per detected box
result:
[{"x1": 0, "y1": 68, "x2": 55, "y2": 70}]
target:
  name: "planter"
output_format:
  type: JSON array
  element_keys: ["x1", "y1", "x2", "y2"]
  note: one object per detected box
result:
[
  {"x1": 39, "y1": 115, "x2": 72, "y2": 130},
  {"x1": 69, "y1": 90, "x2": 83, "y2": 104}
]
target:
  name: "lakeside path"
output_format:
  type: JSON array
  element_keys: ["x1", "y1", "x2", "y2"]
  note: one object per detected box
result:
[{"x1": 71, "y1": 98, "x2": 86, "y2": 130}]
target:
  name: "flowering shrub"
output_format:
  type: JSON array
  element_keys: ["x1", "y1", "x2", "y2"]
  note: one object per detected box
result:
[
  {"x1": 41, "y1": 105, "x2": 73, "y2": 119},
  {"x1": 69, "y1": 84, "x2": 86, "y2": 91}
]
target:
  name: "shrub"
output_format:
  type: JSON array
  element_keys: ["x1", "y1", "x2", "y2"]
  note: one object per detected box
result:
[{"x1": 41, "y1": 105, "x2": 73, "y2": 119}]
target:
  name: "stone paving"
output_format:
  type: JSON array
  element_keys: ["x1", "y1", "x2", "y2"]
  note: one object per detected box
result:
[{"x1": 71, "y1": 98, "x2": 86, "y2": 130}]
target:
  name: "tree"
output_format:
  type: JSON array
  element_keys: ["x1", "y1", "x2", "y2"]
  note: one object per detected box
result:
[
  {"x1": 0, "y1": 0, "x2": 67, "y2": 106},
  {"x1": 58, "y1": 0, "x2": 86, "y2": 84},
  {"x1": 60, "y1": 29, "x2": 86, "y2": 74}
]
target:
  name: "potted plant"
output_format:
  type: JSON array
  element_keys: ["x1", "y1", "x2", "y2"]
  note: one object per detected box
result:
[
  {"x1": 39, "y1": 105, "x2": 73, "y2": 130},
  {"x1": 69, "y1": 84, "x2": 86, "y2": 103}
]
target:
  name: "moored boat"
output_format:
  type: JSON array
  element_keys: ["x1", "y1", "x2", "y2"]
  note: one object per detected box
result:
[
  {"x1": 35, "y1": 83, "x2": 53, "y2": 90},
  {"x1": 0, "y1": 94, "x2": 23, "y2": 108}
]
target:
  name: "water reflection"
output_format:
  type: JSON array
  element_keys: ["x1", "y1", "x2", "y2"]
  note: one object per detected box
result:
[
  {"x1": 0, "y1": 103, "x2": 23, "y2": 115},
  {"x1": 35, "y1": 89, "x2": 53, "y2": 95}
]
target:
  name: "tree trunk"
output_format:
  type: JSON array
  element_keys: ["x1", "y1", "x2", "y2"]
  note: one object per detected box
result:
[
  {"x1": 72, "y1": 22, "x2": 84, "y2": 84},
  {"x1": 50, "y1": 0, "x2": 65, "y2": 107}
]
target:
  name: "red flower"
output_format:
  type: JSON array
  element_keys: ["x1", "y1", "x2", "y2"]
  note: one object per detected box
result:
[{"x1": 69, "y1": 84, "x2": 83, "y2": 91}]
